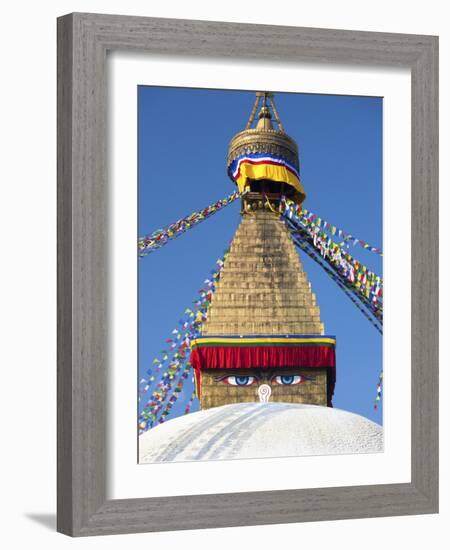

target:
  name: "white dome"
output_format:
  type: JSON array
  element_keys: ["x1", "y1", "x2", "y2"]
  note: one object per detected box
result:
[{"x1": 139, "y1": 402, "x2": 383, "y2": 463}]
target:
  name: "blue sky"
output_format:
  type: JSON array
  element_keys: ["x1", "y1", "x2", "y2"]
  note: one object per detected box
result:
[{"x1": 138, "y1": 86, "x2": 383, "y2": 425}]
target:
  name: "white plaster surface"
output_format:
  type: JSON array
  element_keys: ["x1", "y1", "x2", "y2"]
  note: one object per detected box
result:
[{"x1": 139, "y1": 403, "x2": 383, "y2": 463}]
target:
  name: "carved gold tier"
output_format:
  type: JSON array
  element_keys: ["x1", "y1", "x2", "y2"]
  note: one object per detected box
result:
[{"x1": 227, "y1": 128, "x2": 299, "y2": 171}]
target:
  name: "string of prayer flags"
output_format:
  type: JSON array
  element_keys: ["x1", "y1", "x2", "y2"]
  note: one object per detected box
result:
[
  {"x1": 184, "y1": 390, "x2": 196, "y2": 415},
  {"x1": 374, "y1": 372, "x2": 383, "y2": 410},
  {"x1": 138, "y1": 192, "x2": 240, "y2": 257},
  {"x1": 156, "y1": 364, "x2": 191, "y2": 424},
  {"x1": 290, "y1": 230, "x2": 382, "y2": 334},
  {"x1": 301, "y1": 206, "x2": 383, "y2": 255},
  {"x1": 138, "y1": 250, "x2": 229, "y2": 433},
  {"x1": 152, "y1": 363, "x2": 192, "y2": 425},
  {"x1": 282, "y1": 198, "x2": 383, "y2": 321}
]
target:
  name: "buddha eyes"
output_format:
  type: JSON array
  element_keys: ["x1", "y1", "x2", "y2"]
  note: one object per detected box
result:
[
  {"x1": 220, "y1": 374, "x2": 305, "y2": 386},
  {"x1": 272, "y1": 375, "x2": 304, "y2": 385},
  {"x1": 223, "y1": 375, "x2": 257, "y2": 386}
]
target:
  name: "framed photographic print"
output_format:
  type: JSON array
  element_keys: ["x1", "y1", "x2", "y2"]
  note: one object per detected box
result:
[
  {"x1": 57, "y1": 13, "x2": 438, "y2": 536},
  {"x1": 136, "y1": 87, "x2": 384, "y2": 464}
]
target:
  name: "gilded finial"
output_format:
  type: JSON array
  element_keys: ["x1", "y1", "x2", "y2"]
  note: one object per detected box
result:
[
  {"x1": 227, "y1": 91, "x2": 305, "y2": 205},
  {"x1": 256, "y1": 105, "x2": 273, "y2": 130}
]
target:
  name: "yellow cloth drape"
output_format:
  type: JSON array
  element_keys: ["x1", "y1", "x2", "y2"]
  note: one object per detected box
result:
[{"x1": 234, "y1": 161, "x2": 305, "y2": 203}]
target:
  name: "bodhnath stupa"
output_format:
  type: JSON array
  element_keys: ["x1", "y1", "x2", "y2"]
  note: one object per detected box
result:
[{"x1": 139, "y1": 92, "x2": 382, "y2": 463}]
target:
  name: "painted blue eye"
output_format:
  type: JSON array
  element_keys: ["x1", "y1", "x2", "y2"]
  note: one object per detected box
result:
[
  {"x1": 223, "y1": 375, "x2": 256, "y2": 386},
  {"x1": 273, "y1": 375, "x2": 303, "y2": 386}
]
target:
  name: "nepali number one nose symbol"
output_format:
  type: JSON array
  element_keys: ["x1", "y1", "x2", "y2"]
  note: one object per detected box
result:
[{"x1": 258, "y1": 384, "x2": 272, "y2": 403}]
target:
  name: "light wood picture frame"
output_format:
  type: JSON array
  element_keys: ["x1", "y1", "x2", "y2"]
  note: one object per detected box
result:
[{"x1": 57, "y1": 12, "x2": 438, "y2": 536}]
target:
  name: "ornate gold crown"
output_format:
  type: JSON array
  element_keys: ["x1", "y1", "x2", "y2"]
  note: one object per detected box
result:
[{"x1": 227, "y1": 92, "x2": 300, "y2": 176}]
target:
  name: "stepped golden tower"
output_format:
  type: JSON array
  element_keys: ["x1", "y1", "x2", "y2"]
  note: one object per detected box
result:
[{"x1": 190, "y1": 93, "x2": 336, "y2": 410}]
